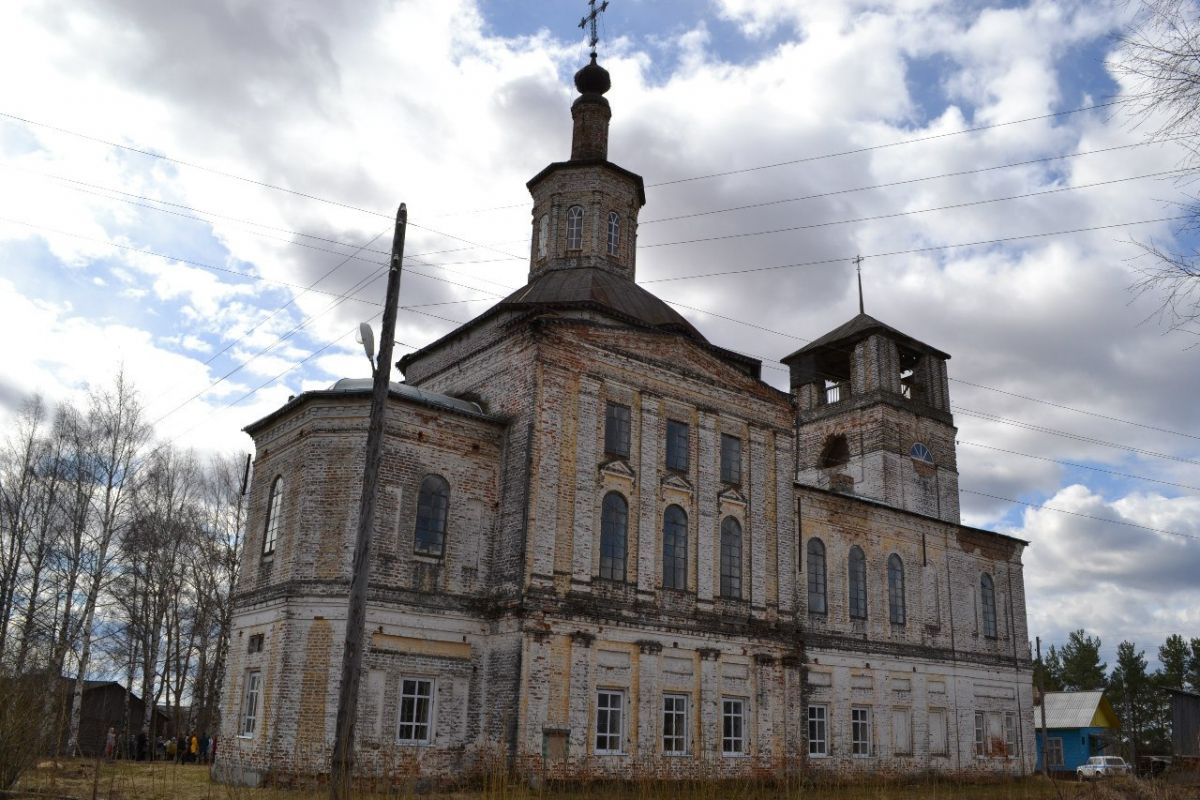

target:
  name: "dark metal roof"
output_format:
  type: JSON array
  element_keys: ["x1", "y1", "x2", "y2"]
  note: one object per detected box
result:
[
  {"x1": 526, "y1": 159, "x2": 646, "y2": 206},
  {"x1": 500, "y1": 266, "x2": 707, "y2": 341},
  {"x1": 781, "y1": 313, "x2": 951, "y2": 363}
]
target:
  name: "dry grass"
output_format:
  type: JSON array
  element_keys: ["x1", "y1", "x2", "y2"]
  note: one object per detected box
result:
[{"x1": 9, "y1": 760, "x2": 1196, "y2": 800}]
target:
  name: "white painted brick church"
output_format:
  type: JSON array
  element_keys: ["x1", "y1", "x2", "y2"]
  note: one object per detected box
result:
[{"x1": 216, "y1": 51, "x2": 1035, "y2": 786}]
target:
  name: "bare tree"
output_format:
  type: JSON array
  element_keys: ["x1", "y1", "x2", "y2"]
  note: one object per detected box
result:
[
  {"x1": 1118, "y1": 0, "x2": 1200, "y2": 327},
  {"x1": 0, "y1": 397, "x2": 48, "y2": 665}
]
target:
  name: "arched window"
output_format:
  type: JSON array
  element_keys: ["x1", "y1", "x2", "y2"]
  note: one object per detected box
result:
[
  {"x1": 600, "y1": 492, "x2": 628, "y2": 581},
  {"x1": 820, "y1": 434, "x2": 850, "y2": 468},
  {"x1": 848, "y1": 545, "x2": 867, "y2": 620},
  {"x1": 807, "y1": 538, "x2": 827, "y2": 614},
  {"x1": 888, "y1": 554, "x2": 906, "y2": 625},
  {"x1": 566, "y1": 205, "x2": 584, "y2": 250},
  {"x1": 263, "y1": 476, "x2": 283, "y2": 555},
  {"x1": 414, "y1": 475, "x2": 450, "y2": 556},
  {"x1": 537, "y1": 214, "x2": 549, "y2": 259},
  {"x1": 910, "y1": 442, "x2": 934, "y2": 465},
  {"x1": 662, "y1": 505, "x2": 687, "y2": 590},
  {"x1": 720, "y1": 517, "x2": 742, "y2": 599},
  {"x1": 981, "y1": 573, "x2": 998, "y2": 638},
  {"x1": 607, "y1": 211, "x2": 620, "y2": 256}
]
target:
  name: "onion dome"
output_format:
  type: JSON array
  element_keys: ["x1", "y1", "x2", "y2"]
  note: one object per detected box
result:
[{"x1": 573, "y1": 54, "x2": 611, "y2": 96}]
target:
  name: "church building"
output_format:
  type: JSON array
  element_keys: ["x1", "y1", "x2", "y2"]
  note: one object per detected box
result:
[{"x1": 216, "y1": 51, "x2": 1035, "y2": 785}]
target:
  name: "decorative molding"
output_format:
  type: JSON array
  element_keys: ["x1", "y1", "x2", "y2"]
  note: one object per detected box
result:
[
  {"x1": 570, "y1": 630, "x2": 596, "y2": 647},
  {"x1": 697, "y1": 647, "x2": 721, "y2": 662},
  {"x1": 636, "y1": 639, "x2": 663, "y2": 655},
  {"x1": 718, "y1": 486, "x2": 748, "y2": 506},
  {"x1": 660, "y1": 472, "x2": 693, "y2": 498}
]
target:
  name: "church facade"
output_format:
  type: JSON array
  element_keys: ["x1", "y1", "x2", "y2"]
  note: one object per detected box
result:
[{"x1": 216, "y1": 55, "x2": 1035, "y2": 786}]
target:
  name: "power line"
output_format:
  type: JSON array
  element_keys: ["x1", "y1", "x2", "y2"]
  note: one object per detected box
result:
[
  {"x1": 960, "y1": 488, "x2": 1199, "y2": 542},
  {"x1": 640, "y1": 168, "x2": 1190, "y2": 250},
  {"x1": 641, "y1": 214, "x2": 1191, "y2": 284},
  {"x1": 957, "y1": 440, "x2": 1200, "y2": 494},
  {"x1": 639, "y1": 135, "x2": 1200, "y2": 225}
]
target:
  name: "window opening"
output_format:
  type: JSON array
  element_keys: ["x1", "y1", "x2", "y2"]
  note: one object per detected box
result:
[
  {"x1": 566, "y1": 205, "x2": 584, "y2": 250},
  {"x1": 807, "y1": 538, "x2": 827, "y2": 614},
  {"x1": 820, "y1": 434, "x2": 850, "y2": 469},
  {"x1": 398, "y1": 678, "x2": 434, "y2": 743},
  {"x1": 662, "y1": 505, "x2": 688, "y2": 590},
  {"x1": 910, "y1": 442, "x2": 934, "y2": 465},
  {"x1": 808, "y1": 705, "x2": 828, "y2": 756},
  {"x1": 666, "y1": 420, "x2": 689, "y2": 471},
  {"x1": 851, "y1": 707, "x2": 872, "y2": 756},
  {"x1": 720, "y1": 517, "x2": 742, "y2": 599},
  {"x1": 981, "y1": 573, "x2": 998, "y2": 638},
  {"x1": 607, "y1": 211, "x2": 620, "y2": 256},
  {"x1": 263, "y1": 476, "x2": 283, "y2": 555},
  {"x1": 240, "y1": 671, "x2": 261, "y2": 737},
  {"x1": 537, "y1": 214, "x2": 549, "y2": 259},
  {"x1": 722, "y1": 698, "x2": 745, "y2": 755},
  {"x1": 848, "y1": 545, "x2": 867, "y2": 619},
  {"x1": 604, "y1": 402, "x2": 631, "y2": 458},
  {"x1": 888, "y1": 554, "x2": 906, "y2": 625},
  {"x1": 662, "y1": 694, "x2": 688, "y2": 754},
  {"x1": 600, "y1": 492, "x2": 628, "y2": 581},
  {"x1": 595, "y1": 690, "x2": 623, "y2": 754},
  {"x1": 414, "y1": 475, "x2": 450, "y2": 556}
]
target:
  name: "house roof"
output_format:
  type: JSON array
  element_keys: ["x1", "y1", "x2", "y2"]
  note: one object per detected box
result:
[
  {"x1": 1037, "y1": 691, "x2": 1119, "y2": 730},
  {"x1": 781, "y1": 312, "x2": 951, "y2": 363}
]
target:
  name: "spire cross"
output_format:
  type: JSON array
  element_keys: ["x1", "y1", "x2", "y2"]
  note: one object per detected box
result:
[
  {"x1": 579, "y1": 0, "x2": 609, "y2": 56},
  {"x1": 853, "y1": 254, "x2": 865, "y2": 314}
]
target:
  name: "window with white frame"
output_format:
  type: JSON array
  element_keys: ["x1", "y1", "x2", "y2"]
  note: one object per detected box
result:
[
  {"x1": 566, "y1": 205, "x2": 584, "y2": 250},
  {"x1": 397, "y1": 678, "x2": 434, "y2": 744},
  {"x1": 973, "y1": 711, "x2": 986, "y2": 756},
  {"x1": 1004, "y1": 711, "x2": 1017, "y2": 757},
  {"x1": 722, "y1": 698, "x2": 745, "y2": 755},
  {"x1": 851, "y1": 706, "x2": 872, "y2": 756},
  {"x1": 263, "y1": 476, "x2": 283, "y2": 555},
  {"x1": 240, "y1": 670, "x2": 261, "y2": 737},
  {"x1": 807, "y1": 704, "x2": 828, "y2": 756},
  {"x1": 595, "y1": 690, "x2": 624, "y2": 754},
  {"x1": 662, "y1": 694, "x2": 688, "y2": 754}
]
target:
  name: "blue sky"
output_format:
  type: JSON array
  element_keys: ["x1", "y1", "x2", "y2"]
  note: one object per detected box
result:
[{"x1": 1, "y1": 0, "x2": 1198, "y2": 666}]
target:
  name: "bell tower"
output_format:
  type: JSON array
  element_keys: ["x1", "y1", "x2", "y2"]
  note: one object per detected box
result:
[
  {"x1": 526, "y1": 52, "x2": 645, "y2": 283},
  {"x1": 782, "y1": 313, "x2": 961, "y2": 523}
]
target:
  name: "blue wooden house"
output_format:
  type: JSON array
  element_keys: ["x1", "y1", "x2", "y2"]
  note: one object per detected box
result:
[{"x1": 1034, "y1": 690, "x2": 1120, "y2": 774}]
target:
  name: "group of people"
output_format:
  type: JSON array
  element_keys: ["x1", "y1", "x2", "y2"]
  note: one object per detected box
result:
[{"x1": 102, "y1": 727, "x2": 217, "y2": 764}]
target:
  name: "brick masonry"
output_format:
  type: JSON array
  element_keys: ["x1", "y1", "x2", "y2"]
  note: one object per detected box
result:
[{"x1": 214, "y1": 58, "x2": 1035, "y2": 786}]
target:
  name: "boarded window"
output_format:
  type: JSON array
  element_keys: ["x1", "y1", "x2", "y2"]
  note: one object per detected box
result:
[
  {"x1": 929, "y1": 708, "x2": 948, "y2": 756},
  {"x1": 892, "y1": 708, "x2": 912, "y2": 755}
]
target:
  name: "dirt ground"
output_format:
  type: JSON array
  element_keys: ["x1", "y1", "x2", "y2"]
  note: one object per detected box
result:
[{"x1": 10, "y1": 760, "x2": 1199, "y2": 800}]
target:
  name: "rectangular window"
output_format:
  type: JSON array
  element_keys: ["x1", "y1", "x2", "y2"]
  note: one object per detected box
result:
[
  {"x1": 1004, "y1": 711, "x2": 1017, "y2": 758},
  {"x1": 662, "y1": 694, "x2": 688, "y2": 755},
  {"x1": 720, "y1": 434, "x2": 741, "y2": 484},
  {"x1": 247, "y1": 633, "x2": 264, "y2": 654},
  {"x1": 397, "y1": 678, "x2": 434, "y2": 744},
  {"x1": 851, "y1": 707, "x2": 872, "y2": 756},
  {"x1": 722, "y1": 698, "x2": 745, "y2": 755},
  {"x1": 974, "y1": 711, "x2": 986, "y2": 756},
  {"x1": 666, "y1": 420, "x2": 689, "y2": 471},
  {"x1": 929, "y1": 708, "x2": 948, "y2": 756},
  {"x1": 1046, "y1": 737, "x2": 1064, "y2": 768},
  {"x1": 604, "y1": 402, "x2": 631, "y2": 458},
  {"x1": 595, "y1": 690, "x2": 623, "y2": 754},
  {"x1": 240, "y1": 670, "x2": 261, "y2": 738},
  {"x1": 807, "y1": 705, "x2": 827, "y2": 756}
]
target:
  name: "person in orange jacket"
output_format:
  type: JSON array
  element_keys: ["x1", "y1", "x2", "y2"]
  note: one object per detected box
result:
[{"x1": 189, "y1": 733, "x2": 199, "y2": 761}]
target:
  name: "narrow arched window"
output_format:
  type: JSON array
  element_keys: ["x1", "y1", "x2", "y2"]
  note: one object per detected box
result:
[
  {"x1": 888, "y1": 554, "x2": 906, "y2": 625},
  {"x1": 414, "y1": 475, "x2": 450, "y2": 556},
  {"x1": 720, "y1": 517, "x2": 742, "y2": 599},
  {"x1": 263, "y1": 476, "x2": 283, "y2": 555},
  {"x1": 607, "y1": 211, "x2": 620, "y2": 256},
  {"x1": 566, "y1": 205, "x2": 584, "y2": 250},
  {"x1": 807, "y1": 538, "x2": 827, "y2": 614},
  {"x1": 600, "y1": 492, "x2": 628, "y2": 581},
  {"x1": 662, "y1": 505, "x2": 687, "y2": 590},
  {"x1": 848, "y1": 545, "x2": 867, "y2": 620},
  {"x1": 537, "y1": 214, "x2": 549, "y2": 259},
  {"x1": 981, "y1": 573, "x2": 998, "y2": 638}
]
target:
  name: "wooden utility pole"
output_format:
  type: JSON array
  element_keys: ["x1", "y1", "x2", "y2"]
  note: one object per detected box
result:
[
  {"x1": 1036, "y1": 636, "x2": 1049, "y2": 778},
  {"x1": 330, "y1": 203, "x2": 407, "y2": 799}
]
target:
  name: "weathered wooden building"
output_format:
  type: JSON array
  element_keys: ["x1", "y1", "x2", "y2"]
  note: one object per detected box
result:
[
  {"x1": 216, "y1": 54, "x2": 1035, "y2": 786},
  {"x1": 1167, "y1": 689, "x2": 1200, "y2": 758}
]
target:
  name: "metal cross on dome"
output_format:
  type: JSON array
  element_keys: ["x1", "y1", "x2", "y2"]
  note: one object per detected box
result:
[{"x1": 579, "y1": 0, "x2": 609, "y2": 56}]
